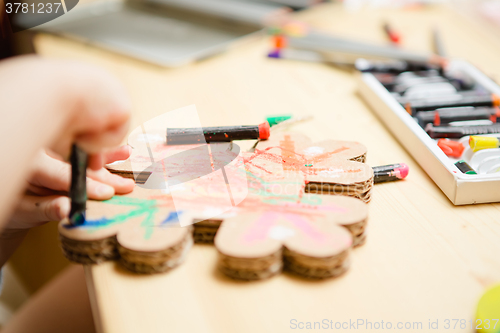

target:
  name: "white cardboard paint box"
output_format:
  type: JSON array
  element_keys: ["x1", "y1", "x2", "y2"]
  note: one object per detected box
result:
[{"x1": 358, "y1": 60, "x2": 500, "y2": 205}]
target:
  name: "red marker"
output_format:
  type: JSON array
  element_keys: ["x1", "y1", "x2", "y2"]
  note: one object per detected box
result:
[{"x1": 383, "y1": 22, "x2": 401, "y2": 45}]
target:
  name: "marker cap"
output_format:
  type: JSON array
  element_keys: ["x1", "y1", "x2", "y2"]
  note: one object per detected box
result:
[
  {"x1": 389, "y1": 32, "x2": 400, "y2": 44},
  {"x1": 405, "y1": 103, "x2": 412, "y2": 115},
  {"x1": 437, "y1": 139, "x2": 465, "y2": 158},
  {"x1": 267, "y1": 49, "x2": 281, "y2": 58},
  {"x1": 493, "y1": 94, "x2": 500, "y2": 107},
  {"x1": 394, "y1": 163, "x2": 409, "y2": 179},
  {"x1": 258, "y1": 122, "x2": 271, "y2": 140},
  {"x1": 469, "y1": 136, "x2": 500, "y2": 152},
  {"x1": 267, "y1": 115, "x2": 292, "y2": 126},
  {"x1": 490, "y1": 107, "x2": 500, "y2": 123},
  {"x1": 433, "y1": 111, "x2": 441, "y2": 126},
  {"x1": 273, "y1": 35, "x2": 287, "y2": 49}
]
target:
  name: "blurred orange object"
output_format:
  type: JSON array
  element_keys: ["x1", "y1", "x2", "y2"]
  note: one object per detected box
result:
[
  {"x1": 437, "y1": 139, "x2": 465, "y2": 158},
  {"x1": 273, "y1": 35, "x2": 287, "y2": 49}
]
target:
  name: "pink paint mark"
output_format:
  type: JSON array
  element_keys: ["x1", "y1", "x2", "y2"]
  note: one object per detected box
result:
[
  {"x1": 243, "y1": 211, "x2": 327, "y2": 244},
  {"x1": 246, "y1": 161, "x2": 273, "y2": 175},
  {"x1": 243, "y1": 211, "x2": 279, "y2": 243},
  {"x1": 243, "y1": 144, "x2": 355, "y2": 177},
  {"x1": 287, "y1": 213, "x2": 326, "y2": 243},
  {"x1": 309, "y1": 147, "x2": 350, "y2": 163},
  {"x1": 288, "y1": 202, "x2": 348, "y2": 214}
]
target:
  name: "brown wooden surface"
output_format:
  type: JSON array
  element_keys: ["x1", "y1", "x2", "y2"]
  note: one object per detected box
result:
[{"x1": 34, "y1": 3, "x2": 500, "y2": 332}]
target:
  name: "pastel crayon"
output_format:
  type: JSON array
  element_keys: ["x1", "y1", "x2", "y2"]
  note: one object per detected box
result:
[
  {"x1": 69, "y1": 145, "x2": 87, "y2": 226},
  {"x1": 373, "y1": 163, "x2": 409, "y2": 183},
  {"x1": 469, "y1": 136, "x2": 500, "y2": 152},
  {"x1": 383, "y1": 22, "x2": 401, "y2": 45},
  {"x1": 167, "y1": 122, "x2": 271, "y2": 144},
  {"x1": 415, "y1": 107, "x2": 500, "y2": 127},
  {"x1": 426, "y1": 123, "x2": 500, "y2": 139},
  {"x1": 405, "y1": 94, "x2": 500, "y2": 114},
  {"x1": 356, "y1": 58, "x2": 441, "y2": 74},
  {"x1": 455, "y1": 160, "x2": 477, "y2": 175}
]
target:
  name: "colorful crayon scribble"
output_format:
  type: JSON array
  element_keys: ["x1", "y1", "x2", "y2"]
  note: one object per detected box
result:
[
  {"x1": 66, "y1": 196, "x2": 158, "y2": 240},
  {"x1": 74, "y1": 134, "x2": 361, "y2": 242},
  {"x1": 243, "y1": 134, "x2": 358, "y2": 177}
]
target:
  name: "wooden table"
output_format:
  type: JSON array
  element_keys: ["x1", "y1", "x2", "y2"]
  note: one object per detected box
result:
[{"x1": 35, "y1": 3, "x2": 500, "y2": 332}]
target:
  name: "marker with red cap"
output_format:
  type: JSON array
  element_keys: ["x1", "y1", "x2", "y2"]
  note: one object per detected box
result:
[
  {"x1": 167, "y1": 122, "x2": 270, "y2": 145},
  {"x1": 373, "y1": 163, "x2": 409, "y2": 183},
  {"x1": 383, "y1": 22, "x2": 401, "y2": 45}
]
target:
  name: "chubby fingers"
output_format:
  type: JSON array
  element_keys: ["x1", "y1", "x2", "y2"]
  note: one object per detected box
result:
[
  {"x1": 46, "y1": 60, "x2": 132, "y2": 158},
  {"x1": 30, "y1": 152, "x2": 134, "y2": 200},
  {"x1": 10, "y1": 195, "x2": 70, "y2": 228},
  {"x1": 75, "y1": 116, "x2": 130, "y2": 156},
  {"x1": 87, "y1": 145, "x2": 132, "y2": 171},
  {"x1": 104, "y1": 145, "x2": 132, "y2": 164},
  {"x1": 87, "y1": 153, "x2": 104, "y2": 171},
  {"x1": 87, "y1": 168, "x2": 134, "y2": 195}
]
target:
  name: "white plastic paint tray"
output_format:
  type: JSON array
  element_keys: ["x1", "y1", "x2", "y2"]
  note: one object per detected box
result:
[{"x1": 358, "y1": 60, "x2": 500, "y2": 205}]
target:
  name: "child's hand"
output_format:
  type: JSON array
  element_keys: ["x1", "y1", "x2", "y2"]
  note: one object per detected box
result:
[
  {"x1": 3, "y1": 146, "x2": 134, "y2": 234},
  {"x1": 0, "y1": 55, "x2": 132, "y2": 170},
  {"x1": 0, "y1": 56, "x2": 134, "y2": 266},
  {"x1": 6, "y1": 146, "x2": 135, "y2": 232}
]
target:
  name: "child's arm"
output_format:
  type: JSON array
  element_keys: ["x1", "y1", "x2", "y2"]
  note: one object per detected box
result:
[{"x1": 0, "y1": 56, "x2": 133, "y2": 265}]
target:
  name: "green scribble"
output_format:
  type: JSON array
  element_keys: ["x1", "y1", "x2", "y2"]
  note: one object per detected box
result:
[{"x1": 84, "y1": 196, "x2": 158, "y2": 240}]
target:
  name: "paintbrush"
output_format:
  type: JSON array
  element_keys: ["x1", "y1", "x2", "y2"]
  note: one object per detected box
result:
[{"x1": 69, "y1": 144, "x2": 87, "y2": 225}]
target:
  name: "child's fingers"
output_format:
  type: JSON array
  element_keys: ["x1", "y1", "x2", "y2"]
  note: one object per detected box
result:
[
  {"x1": 87, "y1": 168, "x2": 134, "y2": 195},
  {"x1": 10, "y1": 195, "x2": 70, "y2": 227},
  {"x1": 54, "y1": 60, "x2": 132, "y2": 158},
  {"x1": 30, "y1": 151, "x2": 134, "y2": 195},
  {"x1": 85, "y1": 178, "x2": 115, "y2": 200},
  {"x1": 87, "y1": 153, "x2": 104, "y2": 171},
  {"x1": 11, "y1": 180, "x2": 124, "y2": 229},
  {"x1": 29, "y1": 152, "x2": 72, "y2": 192},
  {"x1": 104, "y1": 145, "x2": 132, "y2": 164},
  {"x1": 26, "y1": 184, "x2": 63, "y2": 197},
  {"x1": 87, "y1": 145, "x2": 132, "y2": 170},
  {"x1": 30, "y1": 156, "x2": 117, "y2": 199},
  {"x1": 75, "y1": 119, "x2": 130, "y2": 158}
]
